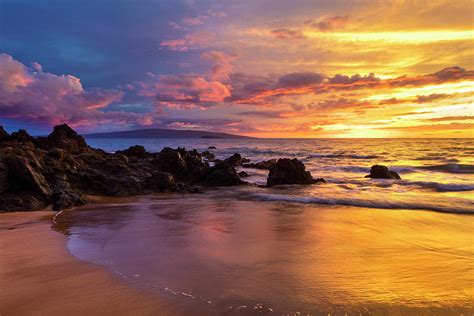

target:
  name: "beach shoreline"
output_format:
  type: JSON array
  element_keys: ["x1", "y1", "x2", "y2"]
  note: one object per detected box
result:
[{"x1": 0, "y1": 209, "x2": 183, "y2": 316}]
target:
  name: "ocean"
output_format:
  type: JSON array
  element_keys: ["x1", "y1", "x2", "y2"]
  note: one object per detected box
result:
[
  {"x1": 85, "y1": 137, "x2": 474, "y2": 214},
  {"x1": 55, "y1": 138, "x2": 474, "y2": 315}
]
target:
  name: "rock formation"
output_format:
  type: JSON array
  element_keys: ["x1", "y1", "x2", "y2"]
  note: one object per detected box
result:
[
  {"x1": 365, "y1": 165, "x2": 401, "y2": 180},
  {"x1": 266, "y1": 158, "x2": 325, "y2": 187}
]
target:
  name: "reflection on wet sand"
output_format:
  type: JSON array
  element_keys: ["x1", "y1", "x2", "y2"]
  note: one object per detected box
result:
[{"x1": 56, "y1": 191, "x2": 474, "y2": 315}]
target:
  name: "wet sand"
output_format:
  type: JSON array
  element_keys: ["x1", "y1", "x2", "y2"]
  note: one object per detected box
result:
[
  {"x1": 57, "y1": 192, "x2": 474, "y2": 315},
  {"x1": 0, "y1": 210, "x2": 182, "y2": 316}
]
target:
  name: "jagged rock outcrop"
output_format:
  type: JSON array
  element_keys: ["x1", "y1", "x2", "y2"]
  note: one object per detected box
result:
[
  {"x1": 0, "y1": 124, "x2": 322, "y2": 212},
  {"x1": 203, "y1": 162, "x2": 244, "y2": 187},
  {"x1": 238, "y1": 171, "x2": 249, "y2": 178},
  {"x1": 8, "y1": 129, "x2": 35, "y2": 144},
  {"x1": 365, "y1": 165, "x2": 401, "y2": 180},
  {"x1": 46, "y1": 124, "x2": 88, "y2": 153},
  {"x1": 266, "y1": 158, "x2": 325, "y2": 187},
  {"x1": 0, "y1": 126, "x2": 9, "y2": 141},
  {"x1": 201, "y1": 150, "x2": 216, "y2": 162},
  {"x1": 223, "y1": 153, "x2": 245, "y2": 167},
  {"x1": 116, "y1": 145, "x2": 148, "y2": 158},
  {"x1": 145, "y1": 171, "x2": 175, "y2": 192}
]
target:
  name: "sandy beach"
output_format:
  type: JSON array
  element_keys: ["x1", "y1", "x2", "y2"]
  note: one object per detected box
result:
[{"x1": 0, "y1": 210, "x2": 182, "y2": 316}]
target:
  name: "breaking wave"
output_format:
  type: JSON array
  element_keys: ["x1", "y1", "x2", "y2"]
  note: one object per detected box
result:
[{"x1": 249, "y1": 193, "x2": 474, "y2": 214}]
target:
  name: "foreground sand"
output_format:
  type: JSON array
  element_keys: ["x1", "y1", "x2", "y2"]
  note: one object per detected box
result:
[{"x1": 0, "y1": 210, "x2": 182, "y2": 316}]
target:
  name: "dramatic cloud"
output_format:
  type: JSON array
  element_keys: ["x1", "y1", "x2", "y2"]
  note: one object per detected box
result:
[
  {"x1": 0, "y1": 54, "x2": 141, "y2": 128},
  {"x1": 202, "y1": 51, "x2": 235, "y2": 81},
  {"x1": 416, "y1": 93, "x2": 447, "y2": 103},
  {"x1": 139, "y1": 74, "x2": 231, "y2": 109},
  {"x1": 277, "y1": 72, "x2": 325, "y2": 88},
  {"x1": 328, "y1": 73, "x2": 380, "y2": 85}
]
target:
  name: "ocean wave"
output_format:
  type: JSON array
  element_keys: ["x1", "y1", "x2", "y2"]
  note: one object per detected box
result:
[
  {"x1": 328, "y1": 177, "x2": 474, "y2": 192},
  {"x1": 249, "y1": 193, "x2": 474, "y2": 214},
  {"x1": 416, "y1": 163, "x2": 474, "y2": 174},
  {"x1": 407, "y1": 181, "x2": 474, "y2": 192},
  {"x1": 308, "y1": 153, "x2": 379, "y2": 159}
]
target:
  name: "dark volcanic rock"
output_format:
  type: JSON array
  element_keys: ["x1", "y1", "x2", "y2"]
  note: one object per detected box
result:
[
  {"x1": 155, "y1": 147, "x2": 188, "y2": 177},
  {"x1": 0, "y1": 124, "x2": 272, "y2": 211},
  {"x1": 0, "y1": 126, "x2": 9, "y2": 141},
  {"x1": 223, "y1": 153, "x2": 244, "y2": 167},
  {"x1": 0, "y1": 162, "x2": 10, "y2": 193},
  {"x1": 238, "y1": 171, "x2": 249, "y2": 178},
  {"x1": 0, "y1": 193, "x2": 49, "y2": 211},
  {"x1": 243, "y1": 159, "x2": 277, "y2": 170},
  {"x1": 6, "y1": 156, "x2": 52, "y2": 197},
  {"x1": 203, "y1": 163, "x2": 243, "y2": 187},
  {"x1": 201, "y1": 150, "x2": 216, "y2": 161},
  {"x1": 365, "y1": 165, "x2": 401, "y2": 180},
  {"x1": 116, "y1": 145, "x2": 148, "y2": 158},
  {"x1": 154, "y1": 147, "x2": 208, "y2": 182},
  {"x1": 47, "y1": 124, "x2": 88, "y2": 152},
  {"x1": 51, "y1": 175, "x2": 86, "y2": 211},
  {"x1": 145, "y1": 171, "x2": 175, "y2": 192},
  {"x1": 266, "y1": 158, "x2": 323, "y2": 187},
  {"x1": 8, "y1": 129, "x2": 35, "y2": 144}
]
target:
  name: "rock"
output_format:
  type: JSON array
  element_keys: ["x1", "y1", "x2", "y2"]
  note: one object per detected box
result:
[
  {"x1": 0, "y1": 162, "x2": 10, "y2": 193},
  {"x1": 116, "y1": 145, "x2": 148, "y2": 158},
  {"x1": 174, "y1": 182, "x2": 203, "y2": 193},
  {"x1": 145, "y1": 172, "x2": 175, "y2": 192},
  {"x1": 47, "y1": 124, "x2": 88, "y2": 153},
  {"x1": 365, "y1": 165, "x2": 401, "y2": 180},
  {"x1": 0, "y1": 193, "x2": 49, "y2": 211},
  {"x1": 47, "y1": 148, "x2": 66, "y2": 160},
  {"x1": 155, "y1": 147, "x2": 188, "y2": 178},
  {"x1": 201, "y1": 150, "x2": 216, "y2": 161},
  {"x1": 8, "y1": 129, "x2": 35, "y2": 144},
  {"x1": 0, "y1": 126, "x2": 9, "y2": 141},
  {"x1": 266, "y1": 158, "x2": 319, "y2": 187},
  {"x1": 208, "y1": 146, "x2": 217, "y2": 149},
  {"x1": 238, "y1": 171, "x2": 249, "y2": 178},
  {"x1": 243, "y1": 159, "x2": 277, "y2": 170},
  {"x1": 203, "y1": 163, "x2": 243, "y2": 186},
  {"x1": 223, "y1": 153, "x2": 244, "y2": 166},
  {"x1": 6, "y1": 156, "x2": 52, "y2": 197},
  {"x1": 51, "y1": 175, "x2": 86, "y2": 211}
]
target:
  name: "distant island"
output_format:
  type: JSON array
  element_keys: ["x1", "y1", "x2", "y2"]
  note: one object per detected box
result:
[{"x1": 84, "y1": 128, "x2": 254, "y2": 139}]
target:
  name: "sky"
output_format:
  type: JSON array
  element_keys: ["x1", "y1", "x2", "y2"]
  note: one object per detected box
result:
[{"x1": 0, "y1": 0, "x2": 473, "y2": 137}]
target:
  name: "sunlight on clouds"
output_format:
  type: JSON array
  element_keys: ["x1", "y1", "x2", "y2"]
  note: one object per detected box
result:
[
  {"x1": 364, "y1": 81, "x2": 474, "y2": 101},
  {"x1": 305, "y1": 30, "x2": 474, "y2": 44}
]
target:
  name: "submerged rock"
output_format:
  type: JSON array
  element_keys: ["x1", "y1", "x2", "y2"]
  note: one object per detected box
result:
[
  {"x1": 266, "y1": 158, "x2": 324, "y2": 187},
  {"x1": 365, "y1": 165, "x2": 401, "y2": 180}
]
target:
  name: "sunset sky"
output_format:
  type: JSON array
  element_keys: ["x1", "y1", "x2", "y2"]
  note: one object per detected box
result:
[{"x1": 0, "y1": 0, "x2": 473, "y2": 137}]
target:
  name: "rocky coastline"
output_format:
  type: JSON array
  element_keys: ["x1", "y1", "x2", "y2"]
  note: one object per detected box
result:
[{"x1": 0, "y1": 124, "x2": 400, "y2": 212}]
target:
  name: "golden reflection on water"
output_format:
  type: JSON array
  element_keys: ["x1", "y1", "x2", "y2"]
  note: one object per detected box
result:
[
  {"x1": 62, "y1": 195, "x2": 474, "y2": 314},
  {"x1": 297, "y1": 207, "x2": 474, "y2": 308}
]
